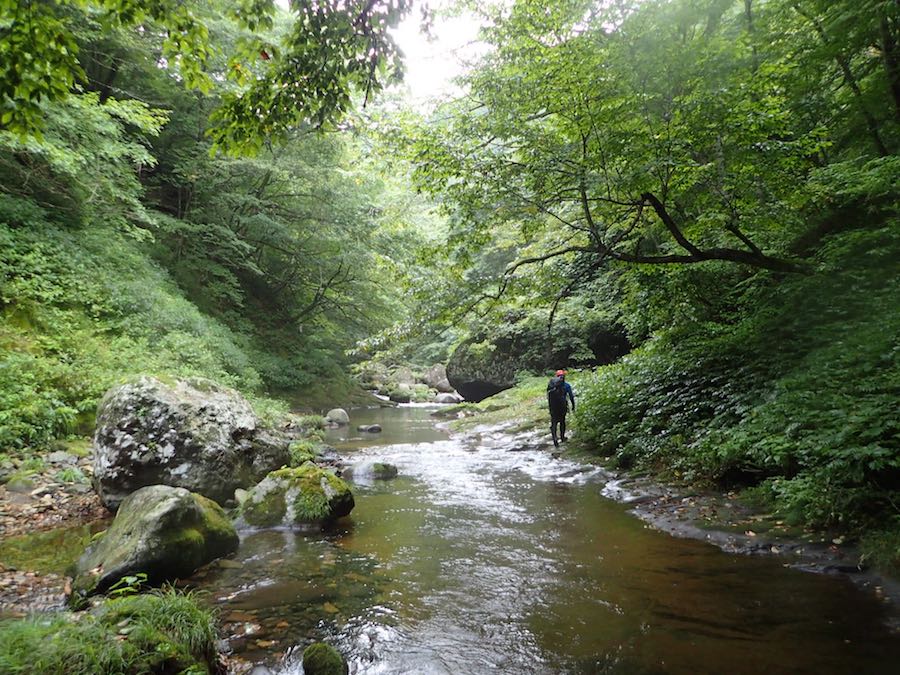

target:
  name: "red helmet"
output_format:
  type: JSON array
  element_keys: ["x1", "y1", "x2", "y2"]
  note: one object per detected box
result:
[{"x1": 555, "y1": 369, "x2": 567, "y2": 376}]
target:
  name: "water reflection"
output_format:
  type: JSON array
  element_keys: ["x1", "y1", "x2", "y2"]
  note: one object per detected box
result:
[{"x1": 202, "y1": 406, "x2": 899, "y2": 674}]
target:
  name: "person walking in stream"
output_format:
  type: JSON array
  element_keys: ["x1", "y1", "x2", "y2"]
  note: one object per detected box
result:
[{"x1": 547, "y1": 369, "x2": 575, "y2": 448}]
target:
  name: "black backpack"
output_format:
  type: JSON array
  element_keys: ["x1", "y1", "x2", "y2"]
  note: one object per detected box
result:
[{"x1": 547, "y1": 376, "x2": 567, "y2": 405}]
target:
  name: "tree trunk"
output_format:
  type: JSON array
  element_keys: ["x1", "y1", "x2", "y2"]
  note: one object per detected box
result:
[{"x1": 880, "y1": 14, "x2": 900, "y2": 123}]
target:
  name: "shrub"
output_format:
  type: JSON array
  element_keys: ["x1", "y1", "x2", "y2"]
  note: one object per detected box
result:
[{"x1": 574, "y1": 224, "x2": 900, "y2": 532}]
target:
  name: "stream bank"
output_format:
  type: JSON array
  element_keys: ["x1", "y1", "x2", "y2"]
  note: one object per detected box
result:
[
  {"x1": 449, "y1": 390, "x2": 900, "y2": 625},
  {"x1": 2, "y1": 403, "x2": 899, "y2": 674}
]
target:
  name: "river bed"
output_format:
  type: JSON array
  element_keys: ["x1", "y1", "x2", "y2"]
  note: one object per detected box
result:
[{"x1": 197, "y1": 405, "x2": 900, "y2": 674}]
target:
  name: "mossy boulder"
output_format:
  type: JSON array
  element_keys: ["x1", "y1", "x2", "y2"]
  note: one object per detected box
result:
[
  {"x1": 92, "y1": 376, "x2": 290, "y2": 509},
  {"x1": 288, "y1": 439, "x2": 321, "y2": 466},
  {"x1": 387, "y1": 383, "x2": 413, "y2": 403},
  {"x1": 71, "y1": 485, "x2": 238, "y2": 601},
  {"x1": 239, "y1": 465, "x2": 354, "y2": 527},
  {"x1": 302, "y1": 642, "x2": 349, "y2": 675}
]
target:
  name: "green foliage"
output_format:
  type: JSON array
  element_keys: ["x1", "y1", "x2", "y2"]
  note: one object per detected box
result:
[
  {"x1": 288, "y1": 439, "x2": 321, "y2": 467},
  {"x1": 107, "y1": 572, "x2": 149, "y2": 598},
  {"x1": 0, "y1": 588, "x2": 217, "y2": 674},
  {"x1": 297, "y1": 414, "x2": 326, "y2": 431},
  {"x1": 575, "y1": 224, "x2": 900, "y2": 531},
  {"x1": 0, "y1": 198, "x2": 273, "y2": 451},
  {"x1": 860, "y1": 522, "x2": 900, "y2": 574},
  {"x1": 54, "y1": 466, "x2": 87, "y2": 484},
  {"x1": 0, "y1": 0, "x2": 410, "y2": 151}
]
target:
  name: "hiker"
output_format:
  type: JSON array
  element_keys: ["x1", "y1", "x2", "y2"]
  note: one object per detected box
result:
[{"x1": 547, "y1": 369, "x2": 575, "y2": 447}]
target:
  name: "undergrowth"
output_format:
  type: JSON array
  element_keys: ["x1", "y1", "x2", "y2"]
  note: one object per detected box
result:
[
  {"x1": 0, "y1": 588, "x2": 218, "y2": 674},
  {"x1": 574, "y1": 225, "x2": 900, "y2": 564}
]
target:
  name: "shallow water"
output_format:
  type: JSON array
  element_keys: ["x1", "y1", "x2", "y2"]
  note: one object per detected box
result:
[{"x1": 200, "y1": 406, "x2": 900, "y2": 674}]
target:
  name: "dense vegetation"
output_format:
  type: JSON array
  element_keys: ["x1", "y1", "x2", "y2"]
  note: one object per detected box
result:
[
  {"x1": 1, "y1": 0, "x2": 898, "y2": 568},
  {"x1": 386, "y1": 0, "x2": 900, "y2": 562},
  {"x1": 0, "y1": 589, "x2": 218, "y2": 673},
  {"x1": 0, "y1": 0, "x2": 425, "y2": 451}
]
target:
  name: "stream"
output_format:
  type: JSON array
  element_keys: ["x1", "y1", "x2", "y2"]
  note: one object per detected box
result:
[{"x1": 197, "y1": 405, "x2": 900, "y2": 674}]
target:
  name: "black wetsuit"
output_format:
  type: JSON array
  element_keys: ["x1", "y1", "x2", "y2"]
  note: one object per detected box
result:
[{"x1": 548, "y1": 378, "x2": 575, "y2": 447}]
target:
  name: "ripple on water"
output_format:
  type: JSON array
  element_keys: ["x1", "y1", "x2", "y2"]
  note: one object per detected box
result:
[{"x1": 211, "y1": 408, "x2": 900, "y2": 675}]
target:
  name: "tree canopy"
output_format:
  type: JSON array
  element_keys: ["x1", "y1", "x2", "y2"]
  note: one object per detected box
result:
[
  {"x1": 0, "y1": 0, "x2": 411, "y2": 151},
  {"x1": 395, "y1": 0, "x2": 898, "y2": 325}
]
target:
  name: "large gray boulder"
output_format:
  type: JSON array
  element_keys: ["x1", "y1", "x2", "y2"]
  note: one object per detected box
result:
[
  {"x1": 446, "y1": 338, "x2": 519, "y2": 402},
  {"x1": 238, "y1": 465, "x2": 354, "y2": 528},
  {"x1": 92, "y1": 376, "x2": 289, "y2": 509},
  {"x1": 325, "y1": 408, "x2": 350, "y2": 426},
  {"x1": 422, "y1": 364, "x2": 455, "y2": 393},
  {"x1": 71, "y1": 485, "x2": 238, "y2": 600},
  {"x1": 447, "y1": 318, "x2": 631, "y2": 402}
]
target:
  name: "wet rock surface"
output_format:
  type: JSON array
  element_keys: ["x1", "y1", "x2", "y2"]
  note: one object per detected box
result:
[
  {"x1": 238, "y1": 465, "x2": 354, "y2": 528},
  {"x1": 73, "y1": 484, "x2": 239, "y2": 599},
  {"x1": 92, "y1": 376, "x2": 290, "y2": 509}
]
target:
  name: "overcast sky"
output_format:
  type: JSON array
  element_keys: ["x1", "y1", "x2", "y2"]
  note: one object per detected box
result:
[{"x1": 389, "y1": 7, "x2": 485, "y2": 103}]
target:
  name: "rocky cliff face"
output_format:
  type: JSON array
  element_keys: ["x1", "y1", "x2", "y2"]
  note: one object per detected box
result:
[{"x1": 446, "y1": 319, "x2": 630, "y2": 402}]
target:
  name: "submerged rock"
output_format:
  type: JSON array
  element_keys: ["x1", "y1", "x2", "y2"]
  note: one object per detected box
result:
[
  {"x1": 357, "y1": 424, "x2": 382, "y2": 433},
  {"x1": 325, "y1": 408, "x2": 350, "y2": 426},
  {"x1": 343, "y1": 461, "x2": 398, "y2": 482},
  {"x1": 302, "y1": 642, "x2": 348, "y2": 675},
  {"x1": 92, "y1": 376, "x2": 290, "y2": 509},
  {"x1": 71, "y1": 485, "x2": 238, "y2": 601},
  {"x1": 239, "y1": 465, "x2": 354, "y2": 527}
]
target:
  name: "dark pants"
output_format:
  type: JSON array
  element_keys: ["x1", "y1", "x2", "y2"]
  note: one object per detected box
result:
[{"x1": 550, "y1": 405, "x2": 567, "y2": 446}]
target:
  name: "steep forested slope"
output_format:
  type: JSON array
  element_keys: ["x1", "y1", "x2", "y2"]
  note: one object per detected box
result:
[{"x1": 0, "y1": 1, "x2": 421, "y2": 450}]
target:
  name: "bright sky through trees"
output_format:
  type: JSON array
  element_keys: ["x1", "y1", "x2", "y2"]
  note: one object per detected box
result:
[{"x1": 390, "y1": 8, "x2": 483, "y2": 102}]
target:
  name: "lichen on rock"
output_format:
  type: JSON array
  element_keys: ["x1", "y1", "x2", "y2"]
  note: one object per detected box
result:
[{"x1": 92, "y1": 376, "x2": 290, "y2": 509}]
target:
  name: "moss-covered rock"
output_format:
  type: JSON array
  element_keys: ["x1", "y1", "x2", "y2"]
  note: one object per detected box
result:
[
  {"x1": 302, "y1": 642, "x2": 348, "y2": 675},
  {"x1": 410, "y1": 383, "x2": 435, "y2": 402},
  {"x1": 71, "y1": 485, "x2": 238, "y2": 602},
  {"x1": 387, "y1": 383, "x2": 413, "y2": 403},
  {"x1": 288, "y1": 439, "x2": 321, "y2": 466},
  {"x1": 239, "y1": 465, "x2": 354, "y2": 527}
]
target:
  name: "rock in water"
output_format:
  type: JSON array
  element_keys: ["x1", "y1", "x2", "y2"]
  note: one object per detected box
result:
[
  {"x1": 387, "y1": 385, "x2": 412, "y2": 403},
  {"x1": 92, "y1": 376, "x2": 289, "y2": 509},
  {"x1": 239, "y1": 465, "x2": 354, "y2": 527},
  {"x1": 434, "y1": 393, "x2": 463, "y2": 404},
  {"x1": 302, "y1": 642, "x2": 348, "y2": 675},
  {"x1": 422, "y1": 363, "x2": 455, "y2": 393},
  {"x1": 325, "y1": 408, "x2": 350, "y2": 426},
  {"x1": 344, "y1": 461, "x2": 398, "y2": 482},
  {"x1": 72, "y1": 485, "x2": 238, "y2": 600},
  {"x1": 356, "y1": 424, "x2": 382, "y2": 433}
]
